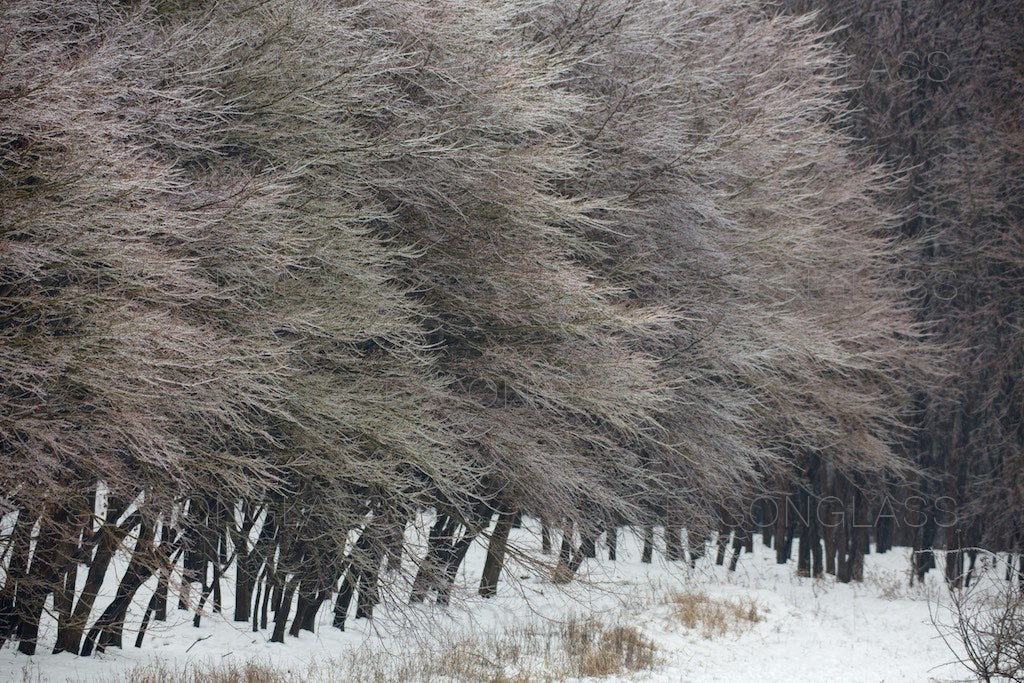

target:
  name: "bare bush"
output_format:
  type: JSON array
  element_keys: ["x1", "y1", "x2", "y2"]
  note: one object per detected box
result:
[{"x1": 934, "y1": 572, "x2": 1024, "y2": 682}]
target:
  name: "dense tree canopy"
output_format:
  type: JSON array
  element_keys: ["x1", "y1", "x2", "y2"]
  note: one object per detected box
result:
[{"x1": 0, "y1": 0, "x2": 1018, "y2": 657}]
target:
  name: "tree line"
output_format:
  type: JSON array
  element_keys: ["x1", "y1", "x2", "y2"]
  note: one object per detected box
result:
[{"x1": 0, "y1": 0, "x2": 1019, "y2": 657}]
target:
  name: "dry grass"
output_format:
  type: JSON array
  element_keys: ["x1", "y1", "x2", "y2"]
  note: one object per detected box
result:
[
  {"x1": 562, "y1": 617, "x2": 659, "y2": 677},
  {"x1": 342, "y1": 615, "x2": 658, "y2": 682},
  {"x1": 867, "y1": 569, "x2": 910, "y2": 601},
  {"x1": 118, "y1": 660, "x2": 313, "y2": 683},
  {"x1": 667, "y1": 590, "x2": 763, "y2": 638},
  {"x1": 865, "y1": 568, "x2": 943, "y2": 602},
  {"x1": 117, "y1": 614, "x2": 658, "y2": 683}
]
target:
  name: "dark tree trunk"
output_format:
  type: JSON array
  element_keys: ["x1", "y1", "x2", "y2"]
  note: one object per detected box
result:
[
  {"x1": 18, "y1": 507, "x2": 75, "y2": 655},
  {"x1": 775, "y1": 493, "x2": 789, "y2": 564},
  {"x1": 836, "y1": 484, "x2": 851, "y2": 582},
  {"x1": 558, "y1": 524, "x2": 573, "y2": 566},
  {"x1": 567, "y1": 531, "x2": 597, "y2": 576},
  {"x1": 53, "y1": 559, "x2": 78, "y2": 645},
  {"x1": 52, "y1": 498, "x2": 90, "y2": 654},
  {"x1": 437, "y1": 528, "x2": 479, "y2": 605},
  {"x1": 211, "y1": 528, "x2": 225, "y2": 614},
  {"x1": 797, "y1": 527, "x2": 811, "y2": 577},
  {"x1": 876, "y1": 513, "x2": 891, "y2": 553},
  {"x1": 54, "y1": 507, "x2": 136, "y2": 655},
  {"x1": 259, "y1": 569, "x2": 272, "y2": 631},
  {"x1": 409, "y1": 513, "x2": 454, "y2": 604},
  {"x1": 270, "y1": 578, "x2": 297, "y2": 644},
  {"x1": 0, "y1": 508, "x2": 35, "y2": 649},
  {"x1": 135, "y1": 546, "x2": 184, "y2": 649},
  {"x1": 479, "y1": 512, "x2": 515, "y2": 598},
  {"x1": 944, "y1": 524, "x2": 963, "y2": 588},
  {"x1": 849, "y1": 488, "x2": 869, "y2": 582},
  {"x1": 289, "y1": 584, "x2": 313, "y2": 637},
  {"x1": 913, "y1": 511, "x2": 938, "y2": 583},
  {"x1": 553, "y1": 522, "x2": 574, "y2": 581},
  {"x1": 715, "y1": 528, "x2": 730, "y2": 566},
  {"x1": 762, "y1": 500, "x2": 774, "y2": 549},
  {"x1": 728, "y1": 528, "x2": 745, "y2": 572},
  {"x1": 355, "y1": 533, "x2": 386, "y2": 620},
  {"x1": 580, "y1": 532, "x2": 597, "y2": 559},
  {"x1": 82, "y1": 520, "x2": 174, "y2": 656},
  {"x1": 154, "y1": 521, "x2": 170, "y2": 622},
  {"x1": 665, "y1": 524, "x2": 683, "y2": 562},
  {"x1": 334, "y1": 526, "x2": 375, "y2": 628},
  {"x1": 688, "y1": 530, "x2": 706, "y2": 569},
  {"x1": 796, "y1": 482, "x2": 812, "y2": 578},
  {"x1": 180, "y1": 498, "x2": 209, "y2": 610},
  {"x1": 822, "y1": 491, "x2": 837, "y2": 576},
  {"x1": 810, "y1": 522, "x2": 823, "y2": 578},
  {"x1": 641, "y1": 525, "x2": 654, "y2": 564},
  {"x1": 964, "y1": 549, "x2": 978, "y2": 588},
  {"x1": 384, "y1": 513, "x2": 406, "y2": 574},
  {"x1": 233, "y1": 506, "x2": 258, "y2": 622}
]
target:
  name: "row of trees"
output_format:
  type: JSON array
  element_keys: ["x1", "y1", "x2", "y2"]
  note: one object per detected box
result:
[
  {"x1": 779, "y1": 0, "x2": 1024, "y2": 585},
  {"x1": 0, "y1": 0, "x2": 1017, "y2": 657}
]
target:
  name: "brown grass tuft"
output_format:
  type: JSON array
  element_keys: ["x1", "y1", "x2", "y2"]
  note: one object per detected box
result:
[
  {"x1": 668, "y1": 591, "x2": 763, "y2": 638},
  {"x1": 562, "y1": 618, "x2": 659, "y2": 677}
]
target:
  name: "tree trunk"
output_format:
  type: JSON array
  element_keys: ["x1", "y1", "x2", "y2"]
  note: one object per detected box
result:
[
  {"x1": 554, "y1": 523, "x2": 574, "y2": 581},
  {"x1": 688, "y1": 530, "x2": 706, "y2": 569},
  {"x1": 437, "y1": 528, "x2": 478, "y2": 605},
  {"x1": 55, "y1": 508, "x2": 137, "y2": 655},
  {"x1": 479, "y1": 512, "x2": 515, "y2": 598},
  {"x1": 270, "y1": 578, "x2": 297, "y2": 644},
  {"x1": 409, "y1": 513, "x2": 455, "y2": 604},
  {"x1": 355, "y1": 533, "x2": 386, "y2": 620},
  {"x1": 728, "y1": 529, "x2": 744, "y2": 572},
  {"x1": 82, "y1": 520, "x2": 174, "y2": 656},
  {"x1": 0, "y1": 508, "x2": 35, "y2": 649},
  {"x1": 944, "y1": 524, "x2": 963, "y2": 588},
  {"x1": 665, "y1": 524, "x2": 683, "y2": 562},
  {"x1": 334, "y1": 526, "x2": 375, "y2": 628},
  {"x1": 715, "y1": 528, "x2": 730, "y2": 566},
  {"x1": 18, "y1": 507, "x2": 75, "y2": 655},
  {"x1": 775, "y1": 493, "x2": 789, "y2": 564},
  {"x1": 848, "y1": 488, "x2": 868, "y2": 582}
]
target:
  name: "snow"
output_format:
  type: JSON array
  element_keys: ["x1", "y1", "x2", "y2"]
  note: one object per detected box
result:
[{"x1": 0, "y1": 519, "x2": 974, "y2": 681}]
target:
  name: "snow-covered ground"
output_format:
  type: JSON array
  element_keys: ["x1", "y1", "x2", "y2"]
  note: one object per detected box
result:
[{"x1": 1, "y1": 520, "x2": 974, "y2": 682}]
